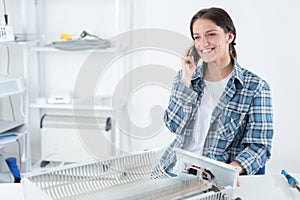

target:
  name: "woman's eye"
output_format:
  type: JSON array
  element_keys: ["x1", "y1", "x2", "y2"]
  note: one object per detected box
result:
[
  {"x1": 194, "y1": 36, "x2": 200, "y2": 40},
  {"x1": 207, "y1": 33, "x2": 216, "y2": 37}
]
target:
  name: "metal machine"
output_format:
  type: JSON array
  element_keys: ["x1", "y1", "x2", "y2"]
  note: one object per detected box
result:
[{"x1": 22, "y1": 149, "x2": 239, "y2": 200}]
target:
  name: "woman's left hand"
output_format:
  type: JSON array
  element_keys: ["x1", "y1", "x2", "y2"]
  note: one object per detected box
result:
[{"x1": 230, "y1": 161, "x2": 244, "y2": 187}]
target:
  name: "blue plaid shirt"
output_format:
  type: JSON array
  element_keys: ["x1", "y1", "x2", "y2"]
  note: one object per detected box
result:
[{"x1": 161, "y1": 60, "x2": 274, "y2": 175}]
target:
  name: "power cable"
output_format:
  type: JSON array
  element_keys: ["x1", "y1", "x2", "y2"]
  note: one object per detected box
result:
[
  {"x1": 5, "y1": 46, "x2": 16, "y2": 121},
  {"x1": 2, "y1": 0, "x2": 8, "y2": 25},
  {"x1": 50, "y1": 30, "x2": 110, "y2": 51}
]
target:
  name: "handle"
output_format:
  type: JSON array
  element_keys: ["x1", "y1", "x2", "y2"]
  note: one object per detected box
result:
[{"x1": 6, "y1": 157, "x2": 21, "y2": 183}]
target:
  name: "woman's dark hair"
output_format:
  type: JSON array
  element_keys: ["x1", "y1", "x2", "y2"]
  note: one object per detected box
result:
[{"x1": 190, "y1": 7, "x2": 237, "y2": 59}]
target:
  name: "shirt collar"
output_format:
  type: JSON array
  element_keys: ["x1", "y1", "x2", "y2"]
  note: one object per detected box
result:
[
  {"x1": 191, "y1": 62, "x2": 205, "y2": 81},
  {"x1": 232, "y1": 59, "x2": 244, "y2": 87},
  {"x1": 191, "y1": 59, "x2": 244, "y2": 86}
]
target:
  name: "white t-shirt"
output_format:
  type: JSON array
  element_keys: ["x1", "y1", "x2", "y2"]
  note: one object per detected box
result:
[{"x1": 186, "y1": 73, "x2": 232, "y2": 155}]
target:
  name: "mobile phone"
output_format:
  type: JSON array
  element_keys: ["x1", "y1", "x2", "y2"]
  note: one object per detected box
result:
[{"x1": 191, "y1": 46, "x2": 200, "y2": 64}]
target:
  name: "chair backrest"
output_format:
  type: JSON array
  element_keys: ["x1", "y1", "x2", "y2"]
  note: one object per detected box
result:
[{"x1": 255, "y1": 166, "x2": 265, "y2": 175}]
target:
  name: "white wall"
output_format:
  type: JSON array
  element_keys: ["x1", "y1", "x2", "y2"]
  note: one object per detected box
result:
[
  {"x1": 128, "y1": 0, "x2": 300, "y2": 174},
  {"x1": 4, "y1": 0, "x2": 300, "y2": 174}
]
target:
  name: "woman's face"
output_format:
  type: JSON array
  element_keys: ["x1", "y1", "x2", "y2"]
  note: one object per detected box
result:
[{"x1": 192, "y1": 18, "x2": 234, "y2": 64}]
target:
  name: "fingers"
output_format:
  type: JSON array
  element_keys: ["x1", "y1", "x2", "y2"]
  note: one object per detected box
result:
[
  {"x1": 182, "y1": 43, "x2": 197, "y2": 66},
  {"x1": 184, "y1": 42, "x2": 195, "y2": 57},
  {"x1": 182, "y1": 55, "x2": 195, "y2": 65},
  {"x1": 237, "y1": 175, "x2": 241, "y2": 187},
  {"x1": 181, "y1": 43, "x2": 197, "y2": 86}
]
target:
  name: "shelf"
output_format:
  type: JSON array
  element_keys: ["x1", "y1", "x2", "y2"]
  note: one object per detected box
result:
[
  {"x1": 30, "y1": 45, "x2": 116, "y2": 53},
  {"x1": 31, "y1": 98, "x2": 112, "y2": 111},
  {"x1": 0, "y1": 121, "x2": 24, "y2": 134},
  {"x1": 0, "y1": 35, "x2": 39, "y2": 46},
  {"x1": 0, "y1": 40, "x2": 35, "y2": 46},
  {"x1": 0, "y1": 133, "x2": 25, "y2": 148},
  {"x1": 0, "y1": 77, "x2": 25, "y2": 98}
]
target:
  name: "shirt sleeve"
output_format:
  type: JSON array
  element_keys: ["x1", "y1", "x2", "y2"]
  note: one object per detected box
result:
[
  {"x1": 164, "y1": 70, "x2": 198, "y2": 135},
  {"x1": 235, "y1": 80, "x2": 274, "y2": 175}
]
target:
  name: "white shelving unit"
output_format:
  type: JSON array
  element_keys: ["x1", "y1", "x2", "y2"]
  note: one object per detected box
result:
[
  {"x1": 0, "y1": 54, "x2": 31, "y2": 173},
  {"x1": 0, "y1": 19, "x2": 31, "y2": 180},
  {"x1": 29, "y1": 0, "x2": 132, "y2": 166},
  {"x1": 0, "y1": 0, "x2": 32, "y2": 173}
]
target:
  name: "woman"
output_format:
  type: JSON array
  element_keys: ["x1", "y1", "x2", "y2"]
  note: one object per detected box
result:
[{"x1": 161, "y1": 7, "x2": 274, "y2": 176}]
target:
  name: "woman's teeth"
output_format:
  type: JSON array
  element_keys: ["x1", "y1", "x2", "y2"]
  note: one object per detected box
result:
[{"x1": 202, "y1": 49, "x2": 212, "y2": 53}]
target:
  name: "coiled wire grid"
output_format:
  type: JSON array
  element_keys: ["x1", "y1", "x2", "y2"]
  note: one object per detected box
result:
[
  {"x1": 25, "y1": 151, "x2": 168, "y2": 199},
  {"x1": 24, "y1": 151, "x2": 230, "y2": 200}
]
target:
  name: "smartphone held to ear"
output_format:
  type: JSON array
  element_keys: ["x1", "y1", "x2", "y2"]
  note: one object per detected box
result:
[{"x1": 191, "y1": 46, "x2": 200, "y2": 64}]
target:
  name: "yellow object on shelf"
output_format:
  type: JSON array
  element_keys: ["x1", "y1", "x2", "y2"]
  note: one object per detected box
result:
[{"x1": 60, "y1": 34, "x2": 72, "y2": 40}]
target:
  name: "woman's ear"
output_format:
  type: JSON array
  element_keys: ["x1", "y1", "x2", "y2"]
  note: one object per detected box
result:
[{"x1": 227, "y1": 32, "x2": 235, "y2": 44}]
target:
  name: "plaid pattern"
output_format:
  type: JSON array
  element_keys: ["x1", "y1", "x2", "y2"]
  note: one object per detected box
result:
[{"x1": 161, "y1": 61, "x2": 274, "y2": 175}]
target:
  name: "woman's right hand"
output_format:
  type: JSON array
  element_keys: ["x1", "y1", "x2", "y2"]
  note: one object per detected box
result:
[{"x1": 181, "y1": 43, "x2": 198, "y2": 87}]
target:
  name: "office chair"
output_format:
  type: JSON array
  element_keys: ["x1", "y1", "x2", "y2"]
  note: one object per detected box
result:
[{"x1": 255, "y1": 166, "x2": 265, "y2": 175}]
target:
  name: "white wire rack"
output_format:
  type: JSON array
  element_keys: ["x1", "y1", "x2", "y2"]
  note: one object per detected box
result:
[{"x1": 22, "y1": 150, "x2": 236, "y2": 200}]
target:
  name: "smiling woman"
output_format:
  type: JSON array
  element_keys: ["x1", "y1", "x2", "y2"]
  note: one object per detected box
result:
[{"x1": 160, "y1": 7, "x2": 274, "y2": 177}]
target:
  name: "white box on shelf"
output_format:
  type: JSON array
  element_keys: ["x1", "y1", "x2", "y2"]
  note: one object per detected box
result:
[
  {"x1": 47, "y1": 95, "x2": 72, "y2": 104},
  {"x1": 0, "y1": 26, "x2": 14, "y2": 42}
]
